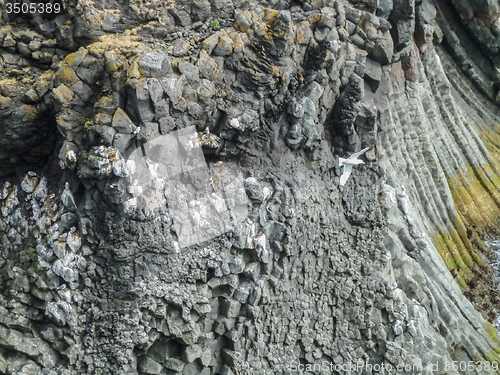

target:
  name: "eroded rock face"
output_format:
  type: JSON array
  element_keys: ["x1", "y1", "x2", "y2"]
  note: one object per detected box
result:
[{"x1": 2, "y1": 0, "x2": 500, "y2": 374}]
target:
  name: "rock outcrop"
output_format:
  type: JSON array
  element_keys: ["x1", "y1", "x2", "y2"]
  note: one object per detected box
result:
[{"x1": 2, "y1": 0, "x2": 500, "y2": 374}]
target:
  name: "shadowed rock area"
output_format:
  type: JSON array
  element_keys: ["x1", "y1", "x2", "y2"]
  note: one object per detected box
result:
[{"x1": 2, "y1": 0, "x2": 500, "y2": 374}]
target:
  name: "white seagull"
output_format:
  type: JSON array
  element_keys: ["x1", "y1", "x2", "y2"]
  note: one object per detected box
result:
[
  {"x1": 339, "y1": 147, "x2": 369, "y2": 186},
  {"x1": 61, "y1": 182, "x2": 77, "y2": 208}
]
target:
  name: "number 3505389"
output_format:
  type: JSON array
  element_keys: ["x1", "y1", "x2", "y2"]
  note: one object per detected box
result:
[{"x1": 5, "y1": 1, "x2": 61, "y2": 14}]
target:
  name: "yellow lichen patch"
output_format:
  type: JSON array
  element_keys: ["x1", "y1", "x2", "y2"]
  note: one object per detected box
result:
[
  {"x1": 94, "y1": 95, "x2": 114, "y2": 109},
  {"x1": 0, "y1": 95, "x2": 12, "y2": 110},
  {"x1": 434, "y1": 233, "x2": 457, "y2": 270},
  {"x1": 217, "y1": 35, "x2": 234, "y2": 54},
  {"x1": 437, "y1": 159, "x2": 500, "y2": 296},
  {"x1": 229, "y1": 32, "x2": 245, "y2": 54},
  {"x1": 183, "y1": 88, "x2": 197, "y2": 102},
  {"x1": 433, "y1": 216, "x2": 490, "y2": 288},
  {"x1": 262, "y1": 8, "x2": 280, "y2": 23},
  {"x1": 295, "y1": 22, "x2": 312, "y2": 44},
  {"x1": 83, "y1": 120, "x2": 93, "y2": 131},
  {"x1": 484, "y1": 321, "x2": 500, "y2": 358},
  {"x1": 0, "y1": 78, "x2": 17, "y2": 84},
  {"x1": 269, "y1": 65, "x2": 285, "y2": 84},
  {"x1": 257, "y1": 9, "x2": 292, "y2": 43},
  {"x1": 487, "y1": 321, "x2": 500, "y2": 342},
  {"x1": 0, "y1": 25, "x2": 12, "y2": 34},
  {"x1": 56, "y1": 65, "x2": 80, "y2": 86},
  {"x1": 453, "y1": 215, "x2": 487, "y2": 267},
  {"x1": 89, "y1": 34, "x2": 145, "y2": 58},
  {"x1": 20, "y1": 77, "x2": 33, "y2": 85},
  {"x1": 35, "y1": 71, "x2": 55, "y2": 91},
  {"x1": 64, "y1": 48, "x2": 88, "y2": 68},
  {"x1": 448, "y1": 225, "x2": 474, "y2": 268},
  {"x1": 477, "y1": 126, "x2": 500, "y2": 184},
  {"x1": 269, "y1": 18, "x2": 290, "y2": 39},
  {"x1": 475, "y1": 163, "x2": 500, "y2": 208},
  {"x1": 451, "y1": 216, "x2": 473, "y2": 248},
  {"x1": 234, "y1": 11, "x2": 252, "y2": 33},
  {"x1": 447, "y1": 164, "x2": 500, "y2": 229},
  {"x1": 434, "y1": 230, "x2": 470, "y2": 276},
  {"x1": 52, "y1": 85, "x2": 74, "y2": 107},
  {"x1": 127, "y1": 60, "x2": 141, "y2": 79},
  {"x1": 95, "y1": 113, "x2": 112, "y2": 126},
  {"x1": 0, "y1": 78, "x2": 18, "y2": 96},
  {"x1": 202, "y1": 33, "x2": 219, "y2": 53},
  {"x1": 126, "y1": 24, "x2": 148, "y2": 36},
  {"x1": 480, "y1": 124, "x2": 500, "y2": 156},
  {"x1": 19, "y1": 104, "x2": 40, "y2": 119},
  {"x1": 307, "y1": 14, "x2": 322, "y2": 24},
  {"x1": 104, "y1": 50, "x2": 127, "y2": 73},
  {"x1": 169, "y1": 59, "x2": 180, "y2": 72}
]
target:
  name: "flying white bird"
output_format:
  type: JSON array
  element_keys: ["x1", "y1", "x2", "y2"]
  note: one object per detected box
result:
[{"x1": 339, "y1": 147, "x2": 369, "y2": 186}]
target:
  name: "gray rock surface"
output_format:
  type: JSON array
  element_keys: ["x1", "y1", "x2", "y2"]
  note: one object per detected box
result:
[{"x1": 1, "y1": 0, "x2": 500, "y2": 374}]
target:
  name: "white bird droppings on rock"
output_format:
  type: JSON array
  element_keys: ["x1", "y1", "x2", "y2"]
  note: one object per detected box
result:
[
  {"x1": 126, "y1": 159, "x2": 136, "y2": 175},
  {"x1": 123, "y1": 197, "x2": 138, "y2": 215},
  {"x1": 112, "y1": 157, "x2": 129, "y2": 178},
  {"x1": 228, "y1": 118, "x2": 240, "y2": 129},
  {"x1": 67, "y1": 231, "x2": 81, "y2": 252},
  {"x1": 21, "y1": 173, "x2": 39, "y2": 193}
]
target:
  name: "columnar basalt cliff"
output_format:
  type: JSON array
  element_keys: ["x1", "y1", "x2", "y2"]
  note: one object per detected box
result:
[{"x1": 2, "y1": 0, "x2": 500, "y2": 374}]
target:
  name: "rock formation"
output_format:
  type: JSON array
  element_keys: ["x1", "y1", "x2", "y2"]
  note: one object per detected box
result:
[{"x1": 2, "y1": 0, "x2": 500, "y2": 374}]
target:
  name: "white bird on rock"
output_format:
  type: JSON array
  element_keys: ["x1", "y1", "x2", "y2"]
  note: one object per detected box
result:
[
  {"x1": 339, "y1": 147, "x2": 369, "y2": 186},
  {"x1": 61, "y1": 182, "x2": 77, "y2": 208}
]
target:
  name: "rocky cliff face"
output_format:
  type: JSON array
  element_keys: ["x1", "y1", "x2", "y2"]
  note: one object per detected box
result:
[{"x1": 2, "y1": 0, "x2": 500, "y2": 374}]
